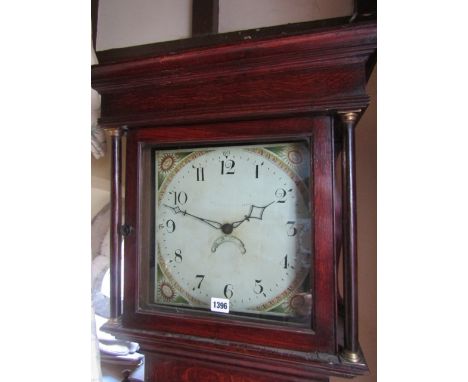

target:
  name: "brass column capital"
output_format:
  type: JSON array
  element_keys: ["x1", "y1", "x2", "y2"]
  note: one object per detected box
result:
[
  {"x1": 338, "y1": 110, "x2": 361, "y2": 124},
  {"x1": 103, "y1": 126, "x2": 123, "y2": 137}
]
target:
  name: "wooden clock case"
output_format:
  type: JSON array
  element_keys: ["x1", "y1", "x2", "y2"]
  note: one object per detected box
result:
[{"x1": 92, "y1": 18, "x2": 376, "y2": 382}]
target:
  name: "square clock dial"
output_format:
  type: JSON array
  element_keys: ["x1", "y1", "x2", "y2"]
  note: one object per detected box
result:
[{"x1": 153, "y1": 141, "x2": 312, "y2": 326}]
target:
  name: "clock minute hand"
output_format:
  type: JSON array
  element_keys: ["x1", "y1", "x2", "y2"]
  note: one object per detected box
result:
[
  {"x1": 231, "y1": 201, "x2": 275, "y2": 229},
  {"x1": 163, "y1": 204, "x2": 223, "y2": 230}
]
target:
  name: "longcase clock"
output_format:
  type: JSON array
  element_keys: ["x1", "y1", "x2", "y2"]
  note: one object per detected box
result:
[{"x1": 92, "y1": 19, "x2": 376, "y2": 382}]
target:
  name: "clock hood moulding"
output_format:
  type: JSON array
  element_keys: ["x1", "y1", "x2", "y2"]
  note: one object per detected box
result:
[{"x1": 92, "y1": 20, "x2": 376, "y2": 128}]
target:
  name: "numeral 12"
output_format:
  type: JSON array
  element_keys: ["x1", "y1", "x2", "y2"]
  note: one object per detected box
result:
[{"x1": 221, "y1": 160, "x2": 235, "y2": 175}]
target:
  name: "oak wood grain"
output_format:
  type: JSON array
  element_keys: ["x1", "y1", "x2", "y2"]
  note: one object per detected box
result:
[
  {"x1": 94, "y1": 19, "x2": 376, "y2": 381},
  {"x1": 92, "y1": 21, "x2": 376, "y2": 128}
]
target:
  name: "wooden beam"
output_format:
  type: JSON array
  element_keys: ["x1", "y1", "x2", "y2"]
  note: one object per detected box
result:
[
  {"x1": 192, "y1": 0, "x2": 219, "y2": 36},
  {"x1": 355, "y1": 0, "x2": 376, "y2": 16},
  {"x1": 91, "y1": 0, "x2": 99, "y2": 50},
  {"x1": 96, "y1": 16, "x2": 355, "y2": 64}
]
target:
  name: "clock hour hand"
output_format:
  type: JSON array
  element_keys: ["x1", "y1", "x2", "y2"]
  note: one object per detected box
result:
[
  {"x1": 231, "y1": 201, "x2": 275, "y2": 229},
  {"x1": 163, "y1": 204, "x2": 223, "y2": 230}
]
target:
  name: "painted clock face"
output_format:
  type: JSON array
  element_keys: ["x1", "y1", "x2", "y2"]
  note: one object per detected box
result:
[{"x1": 154, "y1": 142, "x2": 312, "y2": 324}]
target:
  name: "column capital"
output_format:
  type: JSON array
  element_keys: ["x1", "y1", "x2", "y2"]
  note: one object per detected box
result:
[
  {"x1": 103, "y1": 126, "x2": 123, "y2": 137},
  {"x1": 338, "y1": 110, "x2": 361, "y2": 124}
]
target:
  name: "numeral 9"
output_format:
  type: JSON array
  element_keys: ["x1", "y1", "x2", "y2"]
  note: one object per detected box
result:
[{"x1": 166, "y1": 219, "x2": 176, "y2": 233}]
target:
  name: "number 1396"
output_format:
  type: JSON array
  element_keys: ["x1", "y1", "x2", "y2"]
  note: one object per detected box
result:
[{"x1": 211, "y1": 297, "x2": 229, "y2": 313}]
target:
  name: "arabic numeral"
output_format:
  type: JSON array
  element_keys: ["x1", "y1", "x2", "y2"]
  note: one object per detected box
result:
[
  {"x1": 275, "y1": 188, "x2": 288, "y2": 203},
  {"x1": 255, "y1": 162, "x2": 264, "y2": 178},
  {"x1": 171, "y1": 191, "x2": 188, "y2": 205},
  {"x1": 221, "y1": 159, "x2": 235, "y2": 175},
  {"x1": 253, "y1": 279, "x2": 264, "y2": 295},
  {"x1": 193, "y1": 165, "x2": 205, "y2": 181},
  {"x1": 210, "y1": 297, "x2": 229, "y2": 313},
  {"x1": 286, "y1": 221, "x2": 297, "y2": 236},
  {"x1": 213, "y1": 301, "x2": 228, "y2": 310},
  {"x1": 166, "y1": 219, "x2": 176, "y2": 233},
  {"x1": 174, "y1": 249, "x2": 182, "y2": 263},
  {"x1": 223, "y1": 284, "x2": 234, "y2": 299},
  {"x1": 194, "y1": 274, "x2": 205, "y2": 290}
]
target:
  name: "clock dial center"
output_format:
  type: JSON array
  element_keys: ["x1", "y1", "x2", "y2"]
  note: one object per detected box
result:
[{"x1": 221, "y1": 223, "x2": 234, "y2": 235}]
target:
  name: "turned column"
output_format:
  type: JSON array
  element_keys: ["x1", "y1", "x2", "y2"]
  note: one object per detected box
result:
[
  {"x1": 339, "y1": 111, "x2": 362, "y2": 363},
  {"x1": 104, "y1": 127, "x2": 123, "y2": 319}
]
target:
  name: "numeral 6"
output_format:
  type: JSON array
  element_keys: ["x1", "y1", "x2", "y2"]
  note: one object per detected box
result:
[{"x1": 224, "y1": 284, "x2": 233, "y2": 299}]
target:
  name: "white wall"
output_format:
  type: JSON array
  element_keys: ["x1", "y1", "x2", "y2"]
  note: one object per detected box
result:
[
  {"x1": 97, "y1": 0, "x2": 192, "y2": 51},
  {"x1": 96, "y1": 0, "x2": 353, "y2": 51},
  {"x1": 219, "y1": 0, "x2": 352, "y2": 33}
]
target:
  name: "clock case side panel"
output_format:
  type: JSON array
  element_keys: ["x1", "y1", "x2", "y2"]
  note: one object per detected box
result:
[{"x1": 122, "y1": 116, "x2": 339, "y2": 355}]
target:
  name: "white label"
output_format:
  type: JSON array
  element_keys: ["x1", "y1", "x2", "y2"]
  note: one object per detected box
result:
[{"x1": 211, "y1": 297, "x2": 230, "y2": 313}]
